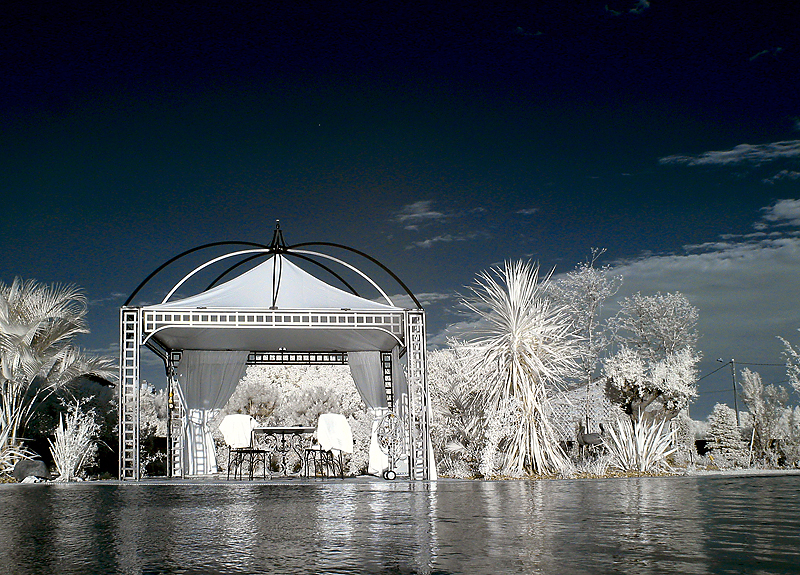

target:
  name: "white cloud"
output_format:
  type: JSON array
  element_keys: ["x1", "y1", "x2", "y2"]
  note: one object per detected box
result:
[
  {"x1": 761, "y1": 199, "x2": 800, "y2": 227},
  {"x1": 382, "y1": 291, "x2": 455, "y2": 309},
  {"x1": 659, "y1": 140, "x2": 800, "y2": 166},
  {"x1": 88, "y1": 292, "x2": 128, "y2": 306},
  {"x1": 749, "y1": 47, "x2": 783, "y2": 62},
  {"x1": 516, "y1": 208, "x2": 539, "y2": 215},
  {"x1": 605, "y1": 0, "x2": 651, "y2": 16},
  {"x1": 763, "y1": 170, "x2": 800, "y2": 184},
  {"x1": 407, "y1": 233, "x2": 478, "y2": 249},
  {"x1": 392, "y1": 200, "x2": 448, "y2": 230}
]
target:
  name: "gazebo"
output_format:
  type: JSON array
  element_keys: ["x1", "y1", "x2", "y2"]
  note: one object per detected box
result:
[{"x1": 119, "y1": 224, "x2": 434, "y2": 480}]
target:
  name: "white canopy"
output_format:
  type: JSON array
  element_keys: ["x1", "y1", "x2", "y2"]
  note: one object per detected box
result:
[{"x1": 144, "y1": 255, "x2": 407, "y2": 353}]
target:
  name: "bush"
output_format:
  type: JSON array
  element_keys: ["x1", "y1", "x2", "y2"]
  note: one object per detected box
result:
[
  {"x1": 49, "y1": 398, "x2": 100, "y2": 481},
  {"x1": 707, "y1": 403, "x2": 747, "y2": 468},
  {"x1": 604, "y1": 413, "x2": 677, "y2": 473}
]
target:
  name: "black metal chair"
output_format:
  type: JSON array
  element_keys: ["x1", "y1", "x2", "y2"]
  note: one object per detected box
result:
[
  {"x1": 303, "y1": 413, "x2": 353, "y2": 479},
  {"x1": 219, "y1": 414, "x2": 267, "y2": 479}
]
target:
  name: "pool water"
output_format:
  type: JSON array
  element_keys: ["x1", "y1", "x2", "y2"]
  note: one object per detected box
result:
[{"x1": 1, "y1": 474, "x2": 798, "y2": 574}]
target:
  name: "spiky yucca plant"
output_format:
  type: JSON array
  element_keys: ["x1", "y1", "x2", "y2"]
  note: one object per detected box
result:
[
  {"x1": 462, "y1": 260, "x2": 580, "y2": 476},
  {"x1": 604, "y1": 414, "x2": 677, "y2": 473}
]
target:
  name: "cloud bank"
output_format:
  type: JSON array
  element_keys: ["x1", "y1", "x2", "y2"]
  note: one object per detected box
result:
[{"x1": 659, "y1": 140, "x2": 800, "y2": 166}]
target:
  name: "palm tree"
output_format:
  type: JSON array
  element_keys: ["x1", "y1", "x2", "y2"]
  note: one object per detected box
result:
[
  {"x1": 462, "y1": 260, "x2": 580, "y2": 476},
  {"x1": 0, "y1": 278, "x2": 115, "y2": 468}
]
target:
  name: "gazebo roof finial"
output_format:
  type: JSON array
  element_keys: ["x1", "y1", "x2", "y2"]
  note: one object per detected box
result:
[{"x1": 270, "y1": 220, "x2": 287, "y2": 252}]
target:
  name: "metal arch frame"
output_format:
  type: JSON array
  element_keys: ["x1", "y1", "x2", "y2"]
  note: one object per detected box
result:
[
  {"x1": 119, "y1": 228, "x2": 432, "y2": 481},
  {"x1": 124, "y1": 241, "x2": 270, "y2": 307},
  {"x1": 289, "y1": 249, "x2": 395, "y2": 306},
  {"x1": 161, "y1": 248, "x2": 398, "y2": 308},
  {"x1": 288, "y1": 241, "x2": 423, "y2": 309},
  {"x1": 123, "y1": 232, "x2": 424, "y2": 311}
]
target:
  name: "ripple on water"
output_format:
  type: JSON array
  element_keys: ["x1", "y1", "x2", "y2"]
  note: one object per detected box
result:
[{"x1": 0, "y1": 476, "x2": 798, "y2": 574}]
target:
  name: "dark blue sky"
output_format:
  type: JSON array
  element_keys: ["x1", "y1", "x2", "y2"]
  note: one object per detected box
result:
[{"x1": 3, "y1": 1, "x2": 800, "y2": 418}]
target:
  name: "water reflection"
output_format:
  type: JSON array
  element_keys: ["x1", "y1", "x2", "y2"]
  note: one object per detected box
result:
[{"x1": 0, "y1": 475, "x2": 798, "y2": 574}]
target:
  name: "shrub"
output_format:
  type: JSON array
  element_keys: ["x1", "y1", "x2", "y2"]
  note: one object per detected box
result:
[
  {"x1": 49, "y1": 398, "x2": 100, "y2": 481},
  {"x1": 604, "y1": 413, "x2": 677, "y2": 473},
  {"x1": 707, "y1": 403, "x2": 747, "y2": 468}
]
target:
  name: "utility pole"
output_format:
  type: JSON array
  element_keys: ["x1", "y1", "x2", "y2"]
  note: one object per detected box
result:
[
  {"x1": 729, "y1": 359, "x2": 740, "y2": 427},
  {"x1": 717, "y1": 358, "x2": 741, "y2": 427}
]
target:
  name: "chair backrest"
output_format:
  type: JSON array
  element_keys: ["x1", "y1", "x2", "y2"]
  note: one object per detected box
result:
[
  {"x1": 316, "y1": 413, "x2": 354, "y2": 454},
  {"x1": 218, "y1": 414, "x2": 257, "y2": 449}
]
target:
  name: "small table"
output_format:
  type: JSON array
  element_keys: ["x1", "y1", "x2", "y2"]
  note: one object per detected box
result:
[{"x1": 252, "y1": 426, "x2": 315, "y2": 477}]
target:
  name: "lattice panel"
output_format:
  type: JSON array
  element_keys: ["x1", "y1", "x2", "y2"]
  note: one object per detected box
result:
[
  {"x1": 549, "y1": 380, "x2": 617, "y2": 441},
  {"x1": 381, "y1": 352, "x2": 394, "y2": 410},
  {"x1": 119, "y1": 309, "x2": 141, "y2": 480},
  {"x1": 143, "y1": 308, "x2": 405, "y2": 337},
  {"x1": 167, "y1": 362, "x2": 185, "y2": 478},
  {"x1": 405, "y1": 310, "x2": 430, "y2": 480},
  {"x1": 248, "y1": 351, "x2": 347, "y2": 365}
]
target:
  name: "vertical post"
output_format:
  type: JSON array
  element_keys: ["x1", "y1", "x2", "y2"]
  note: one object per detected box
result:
[
  {"x1": 404, "y1": 310, "x2": 432, "y2": 480},
  {"x1": 730, "y1": 359, "x2": 740, "y2": 427},
  {"x1": 119, "y1": 308, "x2": 141, "y2": 480},
  {"x1": 381, "y1": 352, "x2": 394, "y2": 411},
  {"x1": 168, "y1": 351, "x2": 185, "y2": 478}
]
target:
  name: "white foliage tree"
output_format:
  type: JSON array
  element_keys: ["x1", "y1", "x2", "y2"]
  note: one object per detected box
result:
[
  {"x1": 609, "y1": 291, "x2": 699, "y2": 361},
  {"x1": 427, "y1": 342, "x2": 486, "y2": 477},
  {"x1": 549, "y1": 249, "x2": 621, "y2": 428},
  {"x1": 604, "y1": 291, "x2": 700, "y2": 421},
  {"x1": 739, "y1": 368, "x2": 789, "y2": 460},
  {"x1": 461, "y1": 260, "x2": 581, "y2": 476},
  {"x1": 550, "y1": 249, "x2": 621, "y2": 387},
  {"x1": 779, "y1": 334, "x2": 800, "y2": 396},
  {"x1": 603, "y1": 346, "x2": 699, "y2": 420},
  {"x1": 0, "y1": 278, "x2": 114, "y2": 469}
]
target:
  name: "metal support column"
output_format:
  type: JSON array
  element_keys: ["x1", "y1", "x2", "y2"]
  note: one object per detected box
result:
[
  {"x1": 404, "y1": 310, "x2": 431, "y2": 480},
  {"x1": 166, "y1": 353, "x2": 185, "y2": 478},
  {"x1": 119, "y1": 308, "x2": 141, "y2": 480},
  {"x1": 381, "y1": 352, "x2": 394, "y2": 411}
]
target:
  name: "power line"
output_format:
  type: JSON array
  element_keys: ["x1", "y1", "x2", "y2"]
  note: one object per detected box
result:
[
  {"x1": 697, "y1": 363, "x2": 729, "y2": 381},
  {"x1": 698, "y1": 360, "x2": 785, "y2": 382}
]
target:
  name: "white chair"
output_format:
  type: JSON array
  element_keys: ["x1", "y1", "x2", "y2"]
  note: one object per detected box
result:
[
  {"x1": 304, "y1": 413, "x2": 353, "y2": 479},
  {"x1": 218, "y1": 414, "x2": 265, "y2": 479}
]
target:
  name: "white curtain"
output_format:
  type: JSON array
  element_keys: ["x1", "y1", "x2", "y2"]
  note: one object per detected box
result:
[
  {"x1": 177, "y1": 350, "x2": 249, "y2": 475},
  {"x1": 348, "y1": 351, "x2": 387, "y2": 410},
  {"x1": 367, "y1": 407, "x2": 390, "y2": 475}
]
